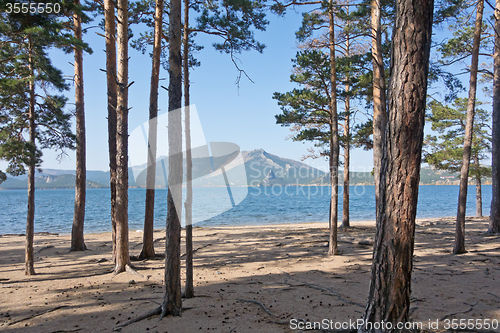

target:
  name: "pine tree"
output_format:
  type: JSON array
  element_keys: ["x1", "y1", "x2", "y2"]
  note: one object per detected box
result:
[
  {"x1": 0, "y1": 7, "x2": 79, "y2": 274},
  {"x1": 359, "y1": 0, "x2": 434, "y2": 329},
  {"x1": 162, "y1": 0, "x2": 183, "y2": 317},
  {"x1": 70, "y1": 0, "x2": 93, "y2": 252},
  {"x1": 424, "y1": 98, "x2": 491, "y2": 218},
  {"x1": 489, "y1": 0, "x2": 500, "y2": 234},
  {"x1": 103, "y1": 0, "x2": 119, "y2": 262},
  {"x1": 453, "y1": 0, "x2": 484, "y2": 254}
]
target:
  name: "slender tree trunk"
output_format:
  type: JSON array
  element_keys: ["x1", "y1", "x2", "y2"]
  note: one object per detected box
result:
[
  {"x1": 162, "y1": 0, "x2": 183, "y2": 316},
  {"x1": 342, "y1": 111, "x2": 350, "y2": 228},
  {"x1": 342, "y1": 31, "x2": 350, "y2": 229},
  {"x1": 454, "y1": 0, "x2": 484, "y2": 254},
  {"x1": 358, "y1": 0, "x2": 433, "y2": 331},
  {"x1": 114, "y1": 0, "x2": 131, "y2": 273},
  {"x1": 371, "y1": 0, "x2": 387, "y2": 215},
  {"x1": 25, "y1": 36, "x2": 36, "y2": 276},
  {"x1": 140, "y1": 0, "x2": 164, "y2": 260},
  {"x1": 476, "y1": 176, "x2": 482, "y2": 217},
  {"x1": 104, "y1": 0, "x2": 118, "y2": 261},
  {"x1": 474, "y1": 155, "x2": 482, "y2": 217},
  {"x1": 71, "y1": 0, "x2": 87, "y2": 251},
  {"x1": 327, "y1": 0, "x2": 339, "y2": 256},
  {"x1": 183, "y1": 0, "x2": 194, "y2": 299},
  {"x1": 489, "y1": 0, "x2": 500, "y2": 234}
]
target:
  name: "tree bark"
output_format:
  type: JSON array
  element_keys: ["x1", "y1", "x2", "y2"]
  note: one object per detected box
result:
[
  {"x1": 327, "y1": 0, "x2": 339, "y2": 256},
  {"x1": 104, "y1": 0, "x2": 118, "y2": 261},
  {"x1": 454, "y1": 0, "x2": 483, "y2": 254},
  {"x1": 71, "y1": 0, "x2": 87, "y2": 252},
  {"x1": 162, "y1": 0, "x2": 183, "y2": 316},
  {"x1": 371, "y1": 0, "x2": 387, "y2": 216},
  {"x1": 25, "y1": 36, "x2": 36, "y2": 276},
  {"x1": 489, "y1": 0, "x2": 500, "y2": 234},
  {"x1": 476, "y1": 173, "x2": 482, "y2": 217},
  {"x1": 342, "y1": 31, "x2": 351, "y2": 229},
  {"x1": 358, "y1": 0, "x2": 433, "y2": 331},
  {"x1": 114, "y1": 0, "x2": 131, "y2": 273},
  {"x1": 140, "y1": 0, "x2": 164, "y2": 260},
  {"x1": 183, "y1": 0, "x2": 194, "y2": 299}
]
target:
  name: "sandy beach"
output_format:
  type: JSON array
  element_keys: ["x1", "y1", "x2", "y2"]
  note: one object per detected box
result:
[{"x1": 0, "y1": 217, "x2": 499, "y2": 332}]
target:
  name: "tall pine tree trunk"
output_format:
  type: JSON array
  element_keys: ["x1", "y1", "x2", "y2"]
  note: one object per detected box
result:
[
  {"x1": 25, "y1": 36, "x2": 36, "y2": 276},
  {"x1": 184, "y1": 0, "x2": 194, "y2": 299},
  {"x1": 71, "y1": 0, "x2": 87, "y2": 251},
  {"x1": 342, "y1": 31, "x2": 351, "y2": 229},
  {"x1": 114, "y1": 0, "x2": 131, "y2": 273},
  {"x1": 140, "y1": 0, "x2": 164, "y2": 259},
  {"x1": 454, "y1": 0, "x2": 484, "y2": 254},
  {"x1": 371, "y1": 0, "x2": 386, "y2": 214},
  {"x1": 328, "y1": 0, "x2": 339, "y2": 256},
  {"x1": 474, "y1": 155, "x2": 482, "y2": 217},
  {"x1": 358, "y1": 0, "x2": 433, "y2": 330},
  {"x1": 342, "y1": 94, "x2": 350, "y2": 228},
  {"x1": 488, "y1": 0, "x2": 500, "y2": 234},
  {"x1": 104, "y1": 0, "x2": 118, "y2": 261},
  {"x1": 162, "y1": 0, "x2": 183, "y2": 316}
]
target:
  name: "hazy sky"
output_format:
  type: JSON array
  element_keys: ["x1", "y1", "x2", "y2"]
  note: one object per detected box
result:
[{"x1": 1, "y1": 4, "x2": 490, "y2": 174}]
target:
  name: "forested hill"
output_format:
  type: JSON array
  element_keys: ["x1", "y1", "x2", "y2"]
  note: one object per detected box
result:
[
  {"x1": 0, "y1": 149, "x2": 489, "y2": 189},
  {"x1": 0, "y1": 174, "x2": 105, "y2": 189}
]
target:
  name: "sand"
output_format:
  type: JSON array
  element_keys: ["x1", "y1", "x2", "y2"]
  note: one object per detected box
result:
[{"x1": 0, "y1": 217, "x2": 499, "y2": 332}]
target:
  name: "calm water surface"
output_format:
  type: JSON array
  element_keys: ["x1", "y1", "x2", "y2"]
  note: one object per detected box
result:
[{"x1": 0, "y1": 185, "x2": 491, "y2": 234}]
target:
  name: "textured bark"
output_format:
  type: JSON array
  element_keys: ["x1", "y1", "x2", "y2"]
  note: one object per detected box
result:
[
  {"x1": 114, "y1": 0, "x2": 131, "y2": 273},
  {"x1": 454, "y1": 0, "x2": 483, "y2": 254},
  {"x1": 140, "y1": 0, "x2": 164, "y2": 260},
  {"x1": 371, "y1": 0, "x2": 387, "y2": 215},
  {"x1": 474, "y1": 154, "x2": 482, "y2": 217},
  {"x1": 162, "y1": 0, "x2": 183, "y2": 316},
  {"x1": 327, "y1": 0, "x2": 339, "y2": 256},
  {"x1": 488, "y1": 0, "x2": 500, "y2": 234},
  {"x1": 183, "y1": 0, "x2": 194, "y2": 299},
  {"x1": 358, "y1": 0, "x2": 433, "y2": 331},
  {"x1": 476, "y1": 174, "x2": 482, "y2": 217},
  {"x1": 71, "y1": 0, "x2": 87, "y2": 252},
  {"x1": 25, "y1": 36, "x2": 36, "y2": 276},
  {"x1": 342, "y1": 33, "x2": 351, "y2": 229},
  {"x1": 104, "y1": 0, "x2": 118, "y2": 261}
]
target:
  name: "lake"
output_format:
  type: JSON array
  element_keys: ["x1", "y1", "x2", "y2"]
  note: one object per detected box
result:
[{"x1": 0, "y1": 185, "x2": 491, "y2": 235}]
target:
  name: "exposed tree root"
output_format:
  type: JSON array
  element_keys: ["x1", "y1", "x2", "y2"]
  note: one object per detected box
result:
[
  {"x1": 236, "y1": 299, "x2": 274, "y2": 317},
  {"x1": 440, "y1": 302, "x2": 477, "y2": 321},
  {"x1": 8, "y1": 305, "x2": 69, "y2": 326},
  {"x1": 114, "y1": 303, "x2": 190, "y2": 330},
  {"x1": 153, "y1": 236, "x2": 166, "y2": 243},
  {"x1": 35, "y1": 245, "x2": 55, "y2": 254},
  {"x1": 281, "y1": 270, "x2": 363, "y2": 308},
  {"x1": 487, "y1": 292, "x2": 500, "y2": 300},
  {"x1": 180, "y1": 243, "x2": 212, "y2": 258},
  {"x1": 131, "y1": 253, "x2": 164, "y2": 261},
  {"x1": 112, "y1": 264, "x2": 144, "y2": 277}
]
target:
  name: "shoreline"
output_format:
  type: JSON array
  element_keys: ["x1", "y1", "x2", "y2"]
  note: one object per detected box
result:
[{"x1": 1, "y1": 216, "x2": 483, "y2": 237}]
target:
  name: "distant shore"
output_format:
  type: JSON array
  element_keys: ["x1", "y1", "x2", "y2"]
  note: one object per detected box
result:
[{"x1": 0, "y1": 182, "x2": 492, "y2": 190}]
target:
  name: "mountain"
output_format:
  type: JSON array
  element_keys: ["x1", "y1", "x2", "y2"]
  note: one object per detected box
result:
[
  {"x1": 0, "y1": 174, "x2": 106, "y2": 189},
  {"x1": 1, "y1": 149, "x2": 489, "y2": 189}
]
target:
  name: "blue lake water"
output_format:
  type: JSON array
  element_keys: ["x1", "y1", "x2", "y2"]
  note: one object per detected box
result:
[{"x1": 0, "y1": 185, "x2": 491, "y2": 235}]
